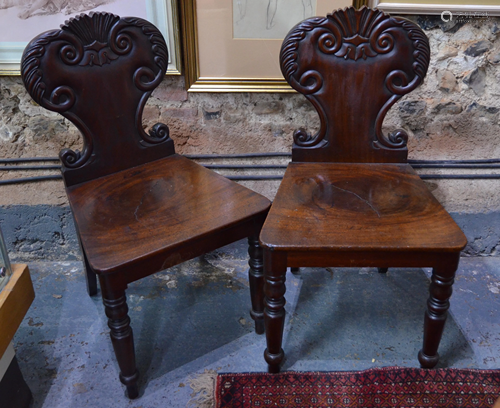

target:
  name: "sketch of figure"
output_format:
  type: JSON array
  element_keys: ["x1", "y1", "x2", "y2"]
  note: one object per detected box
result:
[
  {"x1": 266, "y1": 0, "x2": 278, "y2": 29},
  {"x1": 0, "y1": 0, "x2": 116, "y2": 20},
  {"x1": 233, "y1": 0, "x2": 317, "y2": 39},
  {"x1": 235, "y1": 0, "x2": 247, "y2": 23},
  {"x1": 236, "y1": 0, "x2": 279, "y2": 28},
  {"x1": 266, "y1": 0, "x2": 314, "y2": 29},
  {"x1": 302, "y1": 0, "x2": 313, "y2": 19}
]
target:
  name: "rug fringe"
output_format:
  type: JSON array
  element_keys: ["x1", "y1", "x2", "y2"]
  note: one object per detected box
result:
[{"x1": 187, "y1": 369, "x2": 217, "y2": 408}]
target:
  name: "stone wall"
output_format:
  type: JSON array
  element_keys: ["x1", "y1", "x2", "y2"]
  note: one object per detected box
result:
[{"x1": 0, "y1": 15, "x2": 499, "y2": 260}]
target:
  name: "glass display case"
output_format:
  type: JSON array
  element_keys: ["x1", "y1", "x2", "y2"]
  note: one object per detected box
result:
[{"x1": 0, "y1": 226, "x2": 12, "y2": 293}]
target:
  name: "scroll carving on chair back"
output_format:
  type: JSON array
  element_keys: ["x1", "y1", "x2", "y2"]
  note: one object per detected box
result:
[
  {"x1": 281, "y1": 7, "x2": 430, "y2": 163},
  {"x1": 21, "y1": 12, "x2": 175, "y2": 187}
]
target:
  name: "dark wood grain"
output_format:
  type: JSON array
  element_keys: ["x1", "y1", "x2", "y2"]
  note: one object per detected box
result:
[
  {"x1": 20, "y1": 12, "x2": 271, "y2": 399},
  {"x1": 260, "y1": 6, "x2": 466, "y2": 374},
  {"x1": 67, "y1": 154, "x2": 270, "y2": 274},
  {"x1": 21, "y1": 13, "x2": 175, "y2": 187},
  {"x1": 260, "y1": 163, "x2": 466, "y2": 253},
  {"x1": 280, "y1": 7, "x2": 430, "y2": 163}
]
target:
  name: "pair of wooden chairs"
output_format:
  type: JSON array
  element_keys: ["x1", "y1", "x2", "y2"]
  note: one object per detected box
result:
[{"x1": 21, "y1": 7, "x2": 466, "y2": 398}]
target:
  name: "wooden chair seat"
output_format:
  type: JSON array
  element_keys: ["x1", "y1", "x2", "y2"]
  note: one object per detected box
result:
[
  {"x1": 68, "y1": 154, "x2": 270, "y2": 276},
  {"x1": 260, "y1": 163, "x2": 466, "y2": 260}
]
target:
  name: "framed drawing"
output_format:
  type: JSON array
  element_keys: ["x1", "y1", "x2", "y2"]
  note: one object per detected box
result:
[
  {"x1": 181, "y1": 0, "x2": 354, "y2": 92},
  {"x1": 0, "y1": 0, "x2": 181, "y2": 75},
  {"x1": 368, "y1": 0, "x2": 500, "y2": 15}
]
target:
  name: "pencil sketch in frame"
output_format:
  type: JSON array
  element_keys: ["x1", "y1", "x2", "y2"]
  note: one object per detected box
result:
[
  {"x1": 233, "y1": 0, "x2": 317, "y2": 39},
  {"x1": 368, "y1": 0, "x2": 500, "y2": 15},
  {"x1": 0, "y1": 0, "x2": 181, "y2": 75},
  {"x1": 182, "y1": 0, "x2": 352, "y2": 93}
]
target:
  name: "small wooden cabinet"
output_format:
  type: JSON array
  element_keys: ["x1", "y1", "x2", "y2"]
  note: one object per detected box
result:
[{"x1": 0, "y1": 264, "x2": 35, "y2": 408}]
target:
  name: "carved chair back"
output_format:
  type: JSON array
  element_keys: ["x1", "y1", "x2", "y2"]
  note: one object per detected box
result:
[
  {"x1": 281, "y1": 7, "x2": 430, "y2": 163},
  {"x1": 21, "y1": 12, "x2": 174, "y2": 187}
]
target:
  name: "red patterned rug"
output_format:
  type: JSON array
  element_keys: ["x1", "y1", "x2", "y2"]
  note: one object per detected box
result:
[{"x1": 216, "y1": 367, "x2": 500, "y2": 408}]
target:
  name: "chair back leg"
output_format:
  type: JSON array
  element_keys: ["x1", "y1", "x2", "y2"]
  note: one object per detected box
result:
[
  {"x1": 83, "y1": 250, "x2": 98, "y2": 296},
  {"x1": 248, "y1": 235, "x2": 265, "y2": 334},
  {"x1": 75, "y1": 226, "x2": 98, "y2": 296}
]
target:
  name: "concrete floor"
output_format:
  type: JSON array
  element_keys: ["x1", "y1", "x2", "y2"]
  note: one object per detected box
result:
[{"x1": 13, "y1": 240, "x2": 500, "y2": 407}]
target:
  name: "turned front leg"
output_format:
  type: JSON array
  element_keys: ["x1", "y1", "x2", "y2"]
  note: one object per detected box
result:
[
  {"x1": 101, "y1": 285, "x2": 139, "y2": 399},
  {"x1": 263, "y1": 249, "x2": 287, "y2": 373},
  {"x1": 418, "y1": 263, "x2": 458, "y2": 368},
  {"x1": 248, "y1": 235, "x2": 265, "y2": 334}
]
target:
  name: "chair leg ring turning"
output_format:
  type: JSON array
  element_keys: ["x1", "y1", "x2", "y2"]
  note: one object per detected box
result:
[
  {"x1": 418, "y1": 350, "x2": 440, "y2": 369},
  {"x1": 251, "y1": 310, "x2": 265, "y2": 335},
  {"x1": 120, "y1": 372, "x2": 140, "y2": 399},
  {"x1": 264, "y1": 348, "x2": 285, "y2": 373}
]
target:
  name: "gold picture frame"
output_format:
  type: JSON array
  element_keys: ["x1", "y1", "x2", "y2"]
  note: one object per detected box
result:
[
  {"x1": 181, "y1": 0, "x2": 357, "y2": 92},
  {"x1": 0, "y1": 0, "x2": 182, "y2": 75}
]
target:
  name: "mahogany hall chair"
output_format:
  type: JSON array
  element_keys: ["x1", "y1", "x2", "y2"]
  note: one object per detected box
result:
[
  {"x1": 21, "y1": 12, "x2": 270, "y2": 398},
  {"x1": 259, "y1": 7, "x2": 467, "y2": 373}
]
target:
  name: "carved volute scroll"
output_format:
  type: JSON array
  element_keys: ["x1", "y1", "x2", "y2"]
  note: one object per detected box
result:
[
  {"x1": 280, "y1": 6, "x2": 430, "y2": 163},
  {"x1": 21, "y1": 12, "x2": 175, "y2": 187}
]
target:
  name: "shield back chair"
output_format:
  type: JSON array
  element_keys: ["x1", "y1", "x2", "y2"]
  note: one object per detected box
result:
[
  {"x1": 21, "y1": 12, "x2": 270, "y2": 398},
  {"x1": 259, "y1": 6, "x2": 467, "y2": 373}
]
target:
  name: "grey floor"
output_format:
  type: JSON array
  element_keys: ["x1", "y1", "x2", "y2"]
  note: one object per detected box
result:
[{"x1": 13, "y1": 240, "x2": 500, "y2": 407}]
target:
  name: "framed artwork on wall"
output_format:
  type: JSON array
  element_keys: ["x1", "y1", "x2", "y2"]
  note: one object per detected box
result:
[
  {"x1": 181, "y1": 0, "x2": 354, "y2": 92},
  {"x1": 0, "y1": 0, "x2": 181, "y2": 75},
  {"x1": 368, "y1": 1, "x2": 500, "y2": 15}
]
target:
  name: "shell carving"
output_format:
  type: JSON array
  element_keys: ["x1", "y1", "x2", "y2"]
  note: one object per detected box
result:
[
  {"x1": 63, "y1": 13, "x2": 121, "y2": 66},
  {"x1": 282, "y1": 7, "x2": 429, "y2": 79},
  {"x1": 22, "y1": 12, "x2": 169, "y2": 101}
]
